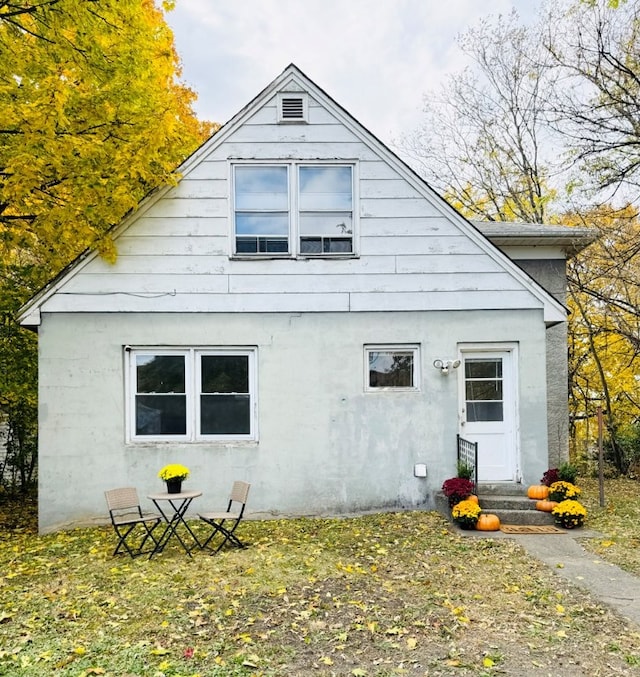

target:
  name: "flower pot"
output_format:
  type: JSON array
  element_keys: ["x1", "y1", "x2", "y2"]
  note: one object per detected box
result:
[
  {"x1": 554, "y1": 515, "x2": 585, "y2": 529},
  {"x1": 454, "y1": 518, "x2": 478, "y2": 530},
  {"x1": 458, "y1": 522, "x2": 477, "y2": 530},
  {"x1": 166, "y1": 478, "x2": 183, "y2": 494}
]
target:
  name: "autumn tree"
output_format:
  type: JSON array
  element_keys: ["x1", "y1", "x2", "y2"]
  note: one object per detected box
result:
[
  {"x1": 0, "y1": 0, "x2": 214, "y2": 492},
  {"x1": 397, "y1": 11, "x2": 560, "y2": 223},
  {"x1": 400, "y1": 0, "x2": 640, "y2": 474},
  {"x1": 1, "y1": 0, "x2": 213, "y2": 290},
  {"x1": 542, "y1": 0, "x2": 640, "y2": 471},
  {"x1": 567, "y1": 205, "x2": 640, "y2": 473},
  {"x1": 544, "y1": 0, "x2": 640, "y2": 198}
]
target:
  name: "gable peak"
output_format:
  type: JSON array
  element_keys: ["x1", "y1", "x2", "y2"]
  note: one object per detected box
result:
[{"x1": 278, "y1": 79, "x2": 305, "y2": 94}]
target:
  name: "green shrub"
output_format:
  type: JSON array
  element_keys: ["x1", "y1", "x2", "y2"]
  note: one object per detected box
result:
[
  {"x1": 456, "y1": 460, "x2": 474, "y2": 480},
  {"x1": 558, "y1": 462, "x2": 578, "y2": 485}
]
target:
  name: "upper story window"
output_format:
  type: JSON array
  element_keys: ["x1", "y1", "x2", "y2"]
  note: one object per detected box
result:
[
  {"x1": 232, "y1": 163, "x2": 355, "y2": 258},
  {"x1": 299, "y1": 166, "x2": 353, "y2": 254},
  {"x1": 235, "y1": 166, "x2": 289, "y2": 254}
]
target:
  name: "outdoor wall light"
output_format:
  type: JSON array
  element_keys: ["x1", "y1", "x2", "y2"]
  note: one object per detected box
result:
[{"x1": 433, "y1": 358, "x2": 461, "y2": 375}]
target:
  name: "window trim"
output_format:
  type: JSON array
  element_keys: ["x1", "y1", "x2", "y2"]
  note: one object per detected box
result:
[
  {"x1": 126, "y1": 347, "x2": 257, "y2": 443},
  {"x1": 230, "y1": 161, "x2": 358, "y2": 260},
  {"x1": 364, "y1": 344, "x2": 421, "y2": 392}
]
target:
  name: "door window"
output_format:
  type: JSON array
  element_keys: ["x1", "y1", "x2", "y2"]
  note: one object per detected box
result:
[{"x1": 465, "y1": 358, "x2": 503, "y2": 422}]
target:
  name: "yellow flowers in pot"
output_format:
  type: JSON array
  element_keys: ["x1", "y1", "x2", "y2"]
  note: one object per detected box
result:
[
  {"x1": 452, "y1": 499, "x2": 482, "y2": 529},
  {"x1": 552, "y1": 499, "x2": 587, "y2": 529},
  {"x1": 158, "y1": 464, "x2": 190, "y2": 482}
]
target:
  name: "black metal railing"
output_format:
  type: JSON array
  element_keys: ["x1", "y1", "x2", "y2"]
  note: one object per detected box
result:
[{"x1": 457, "y1": 434, "x2": 478, "y2": 491}]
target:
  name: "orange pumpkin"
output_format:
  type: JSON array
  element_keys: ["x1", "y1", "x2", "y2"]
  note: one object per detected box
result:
[
  {"x1": 466, "y1": 494, "x2": 479, "y2": 504},
  {"x1": 527, "y1": 485, "x2": 549, "y2": 500},
  {"x1": 476, "y1": 513, "x2": 501, "y2": 531},
  {"x1": 536, "y1": 499, "x2": 558, "y2": 512}
]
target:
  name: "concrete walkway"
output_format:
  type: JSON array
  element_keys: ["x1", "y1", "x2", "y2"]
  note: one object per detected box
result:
[{"x1": 460, "y1": 528, "x2": 640, "y2": 629}]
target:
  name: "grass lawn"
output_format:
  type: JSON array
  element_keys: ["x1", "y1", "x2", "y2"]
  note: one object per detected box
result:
[
  {"x1": 577, "y1": 477, "x2": 640, "y2": 577},
  {"x1": 0, "y1": 479, "x2": 639, "y2": 676}
]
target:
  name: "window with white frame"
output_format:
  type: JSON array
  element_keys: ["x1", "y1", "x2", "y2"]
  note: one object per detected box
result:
[
  {"x1": 232, "y1": 163, "x2": 354, "y2": 257},
  {"x1": 234, "y1": 166, "x2": 289, "y2": 254},
  {"x1": 128, "y1": 348, "x2": 256, "y2": 441},
  {"x1": 365, "y1": 345, "x2": 420, "y2": 391}
]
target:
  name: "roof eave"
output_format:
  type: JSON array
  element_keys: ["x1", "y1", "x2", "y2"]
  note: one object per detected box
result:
[{"x1": 472, "y1": 221, "x2": 597, "y2": 258}]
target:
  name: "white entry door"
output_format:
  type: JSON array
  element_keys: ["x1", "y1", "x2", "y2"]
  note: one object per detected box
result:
[{"x1": 458, "y1": 347, "x2": 518, "y2": 482}]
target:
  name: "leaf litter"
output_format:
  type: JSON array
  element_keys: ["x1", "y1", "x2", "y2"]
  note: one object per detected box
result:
[{"x1": 0, "y1": 481, "x2": 639, "y2": 675}]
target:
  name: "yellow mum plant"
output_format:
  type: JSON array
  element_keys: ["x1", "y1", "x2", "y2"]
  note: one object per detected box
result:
[
  {"x1": 552, "y1": 499, "x2": 587, "y2": 529},
  {"x1": 451, "y1": 499, "x2": 482, "y2": 529},
  {"x1": 158, "y1": 464, "x2": 190, "y2": 481},
  {"x1": 548, "y1": 481, "x2": 581, "y2": 502}
]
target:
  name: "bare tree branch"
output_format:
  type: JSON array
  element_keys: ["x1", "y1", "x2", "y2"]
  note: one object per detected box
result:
[{"x1": 395, "y1": 11, "x2": 559, "y2": 223}]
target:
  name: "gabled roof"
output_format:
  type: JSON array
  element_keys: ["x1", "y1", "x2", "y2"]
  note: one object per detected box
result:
[{"x1": 19, "y1": 63, "x2": 572, "y2": 327}]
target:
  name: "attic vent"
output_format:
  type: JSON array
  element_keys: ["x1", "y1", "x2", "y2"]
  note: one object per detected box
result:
[
  {"x1": 281, "y1": 97, "x2": 304, "y2": 118},
  {"x1": 278, "y1": 93, "x2": 308, "y2": 123}
]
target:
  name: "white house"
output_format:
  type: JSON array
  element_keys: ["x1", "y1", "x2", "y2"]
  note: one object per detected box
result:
[{"x1": 19, "y1": 65, "x2": 594, "y2": 532}]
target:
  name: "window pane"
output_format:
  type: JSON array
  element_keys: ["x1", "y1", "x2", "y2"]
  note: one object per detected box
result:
[
  {"x1": 466, "y1": 381, "x2": 503, "y2": 401},
  {"x1": 201, "y1": 395, "x2": 250, "y2": 434},
  {"x1": 236, "y1": 236, "x2": 288, "y2": 253},
  {"x1": 464, "y1": 357, "x2": 503, "y2": 421},
  {"x1": 299, "y1": 213, "x2": 352, "y2": 236},
  {"x1": 466, "y1": 401, "x2": 503, "y2": 422},
  {"x1": 131, "y1": 349, "x2": 256, "y2": 440},
  {"x1": 201, "y1": 355, "x2": 248, "y2": 393},
  {"x1": 136, "y1": 395, "x2": 186, "y2": 434},
  {"x1": 299, "y1": 166, "x2": 352, "y2": 210},
  {"x1": 325, "y1": 238, "x2": 352, "y2": 253},
  {"x1": 369, "y1": 351, "x2": 414, "y2": 388},
  {"x1": 136, "y1": 355, "x2": 185, "y2": 394},
  {"x1": 235, "y1": 166, "x2": 288, "y2": 210},
  {"x1": 299, "y1": 238, "x2": 322, "y2": 254},
  {"x1": 300, "y1": 237, "x2": 353, "y2": 254},
  {"x1": 236, "y1": 213, "x2": 289, "y2": 235},
  {"x1": 465, "y1": 359, "x2": 502, "y2": 379}
]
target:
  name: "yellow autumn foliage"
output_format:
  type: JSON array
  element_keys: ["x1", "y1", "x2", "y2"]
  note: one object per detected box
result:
[{"x1": 0, "y1": 0, "x2": 214, "y2": 294}]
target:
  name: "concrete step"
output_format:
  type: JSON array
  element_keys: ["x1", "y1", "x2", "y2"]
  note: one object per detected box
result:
[
  {"x1": 477, "y1": 494, "x2": 538, "y2": 511},
  {"x1": 478, "y1": 507, "x2": 555, "y2": 526},
  {"x1": 435, "y1": 489, "x2": 556, "y2": 526},
  {"x1": 476, "y1": 482, "x2": 527, "y2": 496},
  {"x1": 480, "y1": 494, "x2": 556, "y2": 526}
]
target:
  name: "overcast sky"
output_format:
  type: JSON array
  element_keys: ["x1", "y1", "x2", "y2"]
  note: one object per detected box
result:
[{"x1": 165, "y1": 1, "x2": 544, "y2": 145}]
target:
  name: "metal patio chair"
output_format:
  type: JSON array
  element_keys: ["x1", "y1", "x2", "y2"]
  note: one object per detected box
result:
[
  {"x1": 198, "y1": 481, "x2": 251, "y2": 554},
  {"x1": 104, "y1": 487, "x2": 161, "y2": 558}
]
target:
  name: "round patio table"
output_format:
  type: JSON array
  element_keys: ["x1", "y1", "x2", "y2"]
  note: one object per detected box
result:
[{"x1": 147, "y1": 490, "x2": 202, "y2": 558}]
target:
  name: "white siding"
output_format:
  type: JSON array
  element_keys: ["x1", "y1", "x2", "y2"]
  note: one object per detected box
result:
[{"x1": 38, "y1": 87, "x2": 548, "y2": 318}]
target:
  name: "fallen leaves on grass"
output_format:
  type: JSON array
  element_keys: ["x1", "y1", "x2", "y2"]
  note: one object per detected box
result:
[
  {"x1": 0, "y1": 488, "x2": 639, "y2": 675},
  {"x1": 578, "y1": 477, "x2": 640, "y2": 576}
]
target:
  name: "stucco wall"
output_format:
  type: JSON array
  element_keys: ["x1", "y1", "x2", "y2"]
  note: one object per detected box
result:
[
  {"x1": 38, "y1": 309, "x2": 549, "y2": 532},
  {"x1": 516, "y1": 259, "x2": 569, "y2": 467}
]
